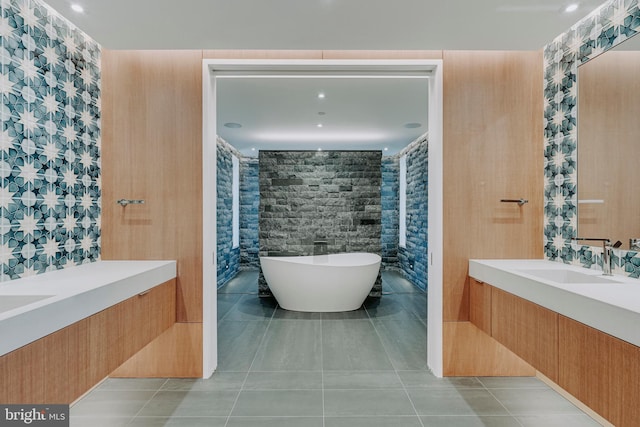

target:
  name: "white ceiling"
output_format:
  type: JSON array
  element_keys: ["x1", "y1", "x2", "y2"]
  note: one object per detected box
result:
[
  {"x1": 217, "y1": 76, "x2": 429, "y2": 156},
  {"x1": 42, "y1": 0, "x2": 604, "y2": 154},
  {"x1": 44, "y1": 0, "x2": 602, "y2": 50}
]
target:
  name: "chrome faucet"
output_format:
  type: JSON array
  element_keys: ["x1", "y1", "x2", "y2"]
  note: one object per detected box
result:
[
  {"x1": 313, "y1": 240, "x2": 328, "y2": 256},
  {"x1": 571, "y1": 237, "x2": 622, "y2": 276}
]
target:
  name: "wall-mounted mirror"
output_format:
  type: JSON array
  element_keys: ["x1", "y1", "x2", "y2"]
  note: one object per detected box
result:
[{"x1": 577, "y1": 34, "x2": 640, "y2": 251}]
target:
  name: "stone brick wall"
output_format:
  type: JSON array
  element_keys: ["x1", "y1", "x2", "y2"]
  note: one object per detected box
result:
[
  {"x1": 216, "y1": 138, "x2": 241, "y2": 287},
  {"x1": 258, "y1": 151, "x2": 383, "y2": 296},
  {"x1": 240, "y1": 157, "x2": 260, "y2": 269},
  {"x1": 398, "y1": 136, "x2": 428, "y2": 290},
  {"x1": 381, "y1": 157, "x2": 400, "y2": 269}
]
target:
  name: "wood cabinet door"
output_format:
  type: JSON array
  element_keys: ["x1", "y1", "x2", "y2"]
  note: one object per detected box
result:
[{"x1": 491, "y1": 288, "x2": 558, "y2": 381}]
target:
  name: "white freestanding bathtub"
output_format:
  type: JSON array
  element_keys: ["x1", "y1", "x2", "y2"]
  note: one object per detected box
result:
[{"x1": 260, "y1": 252, "x2": 381, "y2": 312}]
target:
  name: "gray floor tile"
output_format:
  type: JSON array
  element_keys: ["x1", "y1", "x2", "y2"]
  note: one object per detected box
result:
[
  {"x1": 70, "y1": 417, "x2": 131, "y2": 427},
  {"x1": 325, "y1": 416, "x2": 423, "y2": 427},
  {"x1": 218, "y1": 270, "x2": 259, "y2": 294},
  {"x1": 408, "y1": 389, "x2": 509, "y2": 416},
  {"x1": 322, "y1": 320, "x2": 394, "y2": 370},
  {"x1": 130, "y1": 417, "x2": 228, "y2": 426},
  {"x1": 324, "y1": 389, "x2": 416, "y2": 416},
  {"x1": 322, "y1": 308, "x2": 370, "y2": 320},
  {"x1": 216, "y1": 320, "x2": 270, "y2": 371},
  {"x1": 395, "y1": 293, "x2": 428, "y2": 321},
  {"x1": 398, "y1": 371, "x2": 484, "y2": 389},
  {"x1": 231, "y1": 390, "x2": 323, "y2": 417},
  {"x1": 323, "y1": 370, "x2": 403, "y2": 389},
  {"x1": 242, "y1": 371, "x2": 322, "y2": 390},
  {"x1": 161, "y1": 372, "x2": 246, "y2": 391},
  {"x1": 222, "y1": 295, "x2": 277, "y2": 321},
  {"x1": 128, "y1": 417, "x2": 227, "y2": 427},
  {"x1": 71, "y1": 390, "x2": 156, "y2": 418},
  {"x1": 490, "y1": 388, "x2": 583, "y2": 416},
  {"x1": 217, "y1": 293, "x2": 242, "y2": 321},
  {"x1": 95, "y1": 378, "x2": 167, "y2": 391},
  {"x1": 251, "y1": 320, "x2": 322, "y2": 371},
  {"x1": 273, "y1": 307, "x2": 322, "y2": 320},
  {"x1": 137, "y1": 390, "x2": 239, "y2": 417},
  {"x1": 373, "y1": 319, "x2": 428, "y2": 370},
  {"x1": 420, "y1": 415, "x2": 522, "y2": 427},
  {"x1": 226, "y1": 417, "x2": 324, "y2": 427},
  {"x1": 364, "y1": 295, "x2": 423, "y2": 321},
  {"x1": 227, "y1": 417, "x2": 323, "y2": 427},
  {"x1": 516, "y1": 414, "x2": 603, "y2": 426},
  {"x1": 382, "y1": 271, "x2": 423, "y2": 294},
  {"x1": 478, "y1": 376, "x2": 550, "y2": 389}
]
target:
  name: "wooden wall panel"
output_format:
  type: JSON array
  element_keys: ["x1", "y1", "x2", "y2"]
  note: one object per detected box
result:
[
  {"x1": 443, "y1": 322, "x2": 536, "y2": 376},
  {"x1": 492, "y1": 288, "x2": 558, "y2": 381},
  {"x1": 321, "y1": 50, "x2": 442, "y2": 59},
  {"x1": 442, "y1": 51, "x2": 543, "y2": 323},
  {"x1": 101, "y1": 50, "x2": 203, "y2": 322},
  {"x1": 203, "y1": 49, "x2": 322, "y2": 59},
  {"x1": 202, "y1": 49, "x2": 442, "y2": 60}
]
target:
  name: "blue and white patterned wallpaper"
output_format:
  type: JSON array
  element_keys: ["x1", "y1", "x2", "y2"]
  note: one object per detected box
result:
[
  {"x1": 544, "y1": 0, "x2": 640, "y2": 277},
  {"x1": 0, "y1": 0, "x2": 101, "y2": 280}
]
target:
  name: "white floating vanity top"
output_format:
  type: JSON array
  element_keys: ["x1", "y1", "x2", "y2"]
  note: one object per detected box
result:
[
  {"x1": 469, "y1": 259, "x2": 640, "y2": 348},
  {"x1": 0, "y1": 260, "x2": 177, "y2": 357}
]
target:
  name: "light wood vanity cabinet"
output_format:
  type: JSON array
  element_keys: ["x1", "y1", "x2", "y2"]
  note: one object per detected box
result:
[
  {"x1": 469, "y1": 278, "x2": 492, "y2": 335},
  {"x1": 491, "y1": 287, "x2": 558, "y2": 382},
  {"x1": 0, "y1": 279, "x2": 176, "y2": 404},
  {"x1": 470, "y1": 278, "x2": 640, "y2": 427},
  {"x1": 559, "y1": 315, "x2": 640, "y2": 427}
]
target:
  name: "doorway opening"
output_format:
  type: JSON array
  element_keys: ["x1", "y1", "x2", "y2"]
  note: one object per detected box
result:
[{"x1": 202, "y1": 59, "x2": 443, "y2": 378}]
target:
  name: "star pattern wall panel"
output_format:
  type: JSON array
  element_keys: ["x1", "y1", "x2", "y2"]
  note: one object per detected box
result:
[{"x1": 0, "y1": 0, "x2": 101, "y2": 280}]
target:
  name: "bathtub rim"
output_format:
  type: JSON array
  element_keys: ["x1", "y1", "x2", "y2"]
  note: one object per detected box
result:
[{"x1": 259, "y1": 252, "x2": 381, "y2": 268}]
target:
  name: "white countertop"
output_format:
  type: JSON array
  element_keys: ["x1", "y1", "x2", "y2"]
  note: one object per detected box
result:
[
  {"x1": 0, "y1": 260, "x2": 177, "y2": 356},
  {"x1": 469, "y1": 259, "x2": 640, "y2": 348}
]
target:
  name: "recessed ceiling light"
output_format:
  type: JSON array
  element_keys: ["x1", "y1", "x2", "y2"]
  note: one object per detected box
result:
[
  {"x1": 251, "y1": 148, "x2": 256, "y2": 151},
  {"x1": 318, "y1": 112, "x2": 326, "y2": 115},
  {"x1": 384, "y1": 147, "x2": 389, "y2": 151},
  {"x1": 317, "y1": 148, "x2": 322, "y2": 151},
  {"x1": 71, "y1": 3, "x2": 84, "y2": 13},
  {"x1": 403, "y1": 122, "x2": 422, "y2": 129},
  {"x1": 224, "y1": 122, "x2": 242, "y2": 128},
  {"x1": 565, "y1": 3, "x2": 579, "y2": 12},
  {"x1": 317, "y1": 93, "x2": 325, "y2": 99},
  {"x1": 317, "y1": 124, "x2": 323, "y2": 128}
]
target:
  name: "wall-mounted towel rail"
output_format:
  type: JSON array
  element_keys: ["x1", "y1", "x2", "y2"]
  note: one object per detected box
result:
[
  {"x1": 500, "y1": 198, "x2": 528, "y2": 206},
  {"x1": 117, "y1": 199, "x2": 145, "y2": 207}
]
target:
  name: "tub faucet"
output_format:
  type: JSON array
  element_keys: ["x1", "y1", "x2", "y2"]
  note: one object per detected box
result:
[
  {"x1": 313, "y1": 240, "x2": 328, "y2": 256},
  {"x1": 571, "y1": 237, "x2": 622, "y2": 276}
]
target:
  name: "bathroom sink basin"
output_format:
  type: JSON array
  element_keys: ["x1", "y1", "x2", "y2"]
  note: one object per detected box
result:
[
  {"x1": 0, "y1": 295, "x2": 54, "y2": 314},
  {"x1": 517, "y1": 269, "x2": 621, "y2": 284}
]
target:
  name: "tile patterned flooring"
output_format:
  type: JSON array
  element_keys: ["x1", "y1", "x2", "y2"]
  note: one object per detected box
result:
[{"x1": 71, "y1": 270, "x2": 601, "y2": 426}]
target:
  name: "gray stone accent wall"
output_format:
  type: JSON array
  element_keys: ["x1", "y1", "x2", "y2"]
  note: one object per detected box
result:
[
  {"x1": 398, "y1": 136, "x2": 428, "y2": 290},
  {"x1": 240, "y1": 157, "x2": 260, "y2": 269},
  {"x1": 381, "y1": 157, "x2": 400, "y2": 269},
  {"x1": 258, "y1": 150, "x2": 383, "y2": 297},
  {"x1": 216, "y1": 138, "x2": 241, "y2": 287}
]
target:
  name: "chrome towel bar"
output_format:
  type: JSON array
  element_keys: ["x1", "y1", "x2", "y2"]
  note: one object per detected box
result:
[
  {"x1": 117, "y1": 199, "x2": 145, "y2": 207},
  {"x1": 500, "y1": 198, "x2": 528, "y2": 206}
]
